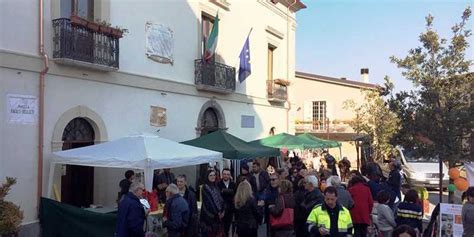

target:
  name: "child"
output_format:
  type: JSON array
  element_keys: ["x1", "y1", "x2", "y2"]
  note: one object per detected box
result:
[{"x1": 376, "y1": 190, "x2": 397, "y2": 237}]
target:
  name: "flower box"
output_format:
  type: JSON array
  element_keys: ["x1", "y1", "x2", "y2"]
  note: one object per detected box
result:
[
  {"x1": 70, "y1": 15, "x2": 88, "y2": 27},
  {"x1": 87, "y1": 21, "x2": 100, "y2": 32}
]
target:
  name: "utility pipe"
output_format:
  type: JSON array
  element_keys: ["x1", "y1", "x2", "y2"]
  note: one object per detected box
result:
[{"x1": 38, "y1": 0, "x2": 50, "y2": 207}]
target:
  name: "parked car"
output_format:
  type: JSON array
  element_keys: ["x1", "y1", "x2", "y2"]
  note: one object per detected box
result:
[{"x1": 395, "y1": 146, "x2": 449, "y2": 189}]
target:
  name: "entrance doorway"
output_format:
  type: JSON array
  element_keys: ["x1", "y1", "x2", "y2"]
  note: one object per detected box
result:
[
  {"x1": 61, "y1": 117, "x2": 95, "y2": 207},
  {"x1": 197, "y1": 108, "x2": 220, "y2": 189}
]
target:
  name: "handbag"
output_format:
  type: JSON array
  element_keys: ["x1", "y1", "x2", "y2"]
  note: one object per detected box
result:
[{"x1": 269, "y1": 195, "x2": 294, "y2": 228}]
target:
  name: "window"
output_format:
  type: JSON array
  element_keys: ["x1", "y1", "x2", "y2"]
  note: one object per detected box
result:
[
  {"x1": 60, "y1": 0, "x2": 94, "y2": 20},
  {"x1": 312, "y1": 101, "x2": 327, "y2": 130},
  {"x1": 267, "y1": 45, "x2": 275, "y2": 81},
  {"x1": 201, "y1": 14, "x2": 215, "y2": 59}
]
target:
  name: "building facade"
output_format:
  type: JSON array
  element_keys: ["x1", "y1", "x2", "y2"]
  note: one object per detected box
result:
[
  {"x1": 0, "y1": 0, "x2": 305, "y2": 235},
  {"x1": 292, "y1": 70, "x2": 377, "y2": 166}
]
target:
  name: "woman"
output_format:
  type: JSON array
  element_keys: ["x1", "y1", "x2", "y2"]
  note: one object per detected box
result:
[
  {"x1": 269, "y1": 180, "x2": 295, "y2": 237},
  {"x1": 392, "y1": 225, "x2": 417, "y2": 237},
  {"x1": 461, "y1": 187, "x2": 474, "y2": 237},
  {"x1": 348, "y1": 175, "x2": 374, "y2": 237},
  {"x1": 234, "y1": 180, "x2": 263, "y2": 237},
  {"x1": 396, "y1": 189, "x2": 422, "y2": 234},
  {"x1": 200, "y1": 170, "x2": 225, "y2": 237},
  {"x1": 376, "y1": 190, "x2": 396, "y2": 237}
]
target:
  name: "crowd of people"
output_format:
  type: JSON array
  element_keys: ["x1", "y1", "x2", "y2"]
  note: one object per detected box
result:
[{"x1": 114, "y1": 153, "x2": 474, "y2": 237}]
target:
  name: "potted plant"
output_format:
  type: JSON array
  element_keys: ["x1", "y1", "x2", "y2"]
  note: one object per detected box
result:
[
  {"x1": 0, "y1": 177, "x2": 24, "y2": 237},
  {"x1": 97, "y1": 19, "x2": 112, "y2": 35},
  {"x1": 110, "y1": 26, "x2": 129, "y2": 39},
  {"x1": 70, "y1": 15, "x2": 88, "y2": 27},
  {"x1": 87, "y1": 21, "x2": 100, "y2": 32}
]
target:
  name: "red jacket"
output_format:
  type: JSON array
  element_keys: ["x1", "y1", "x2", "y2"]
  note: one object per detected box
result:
[{"x1": 348, "y1": 182, "x2": 374, "y2": 225}]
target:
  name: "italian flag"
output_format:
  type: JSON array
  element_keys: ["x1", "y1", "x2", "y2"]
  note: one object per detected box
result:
[{"x1": 204, "y1": 13, "x2": 219, "y2": 61}]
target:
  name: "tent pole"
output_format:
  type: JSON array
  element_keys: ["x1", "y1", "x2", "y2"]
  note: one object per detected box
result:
[{"x1": 47, "y1": 162, "x2": 55, "y2": 199}]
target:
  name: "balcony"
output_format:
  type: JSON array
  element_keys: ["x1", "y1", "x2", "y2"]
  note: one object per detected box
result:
[
  {"x1": 267, "y1": 79, "x2": 288, "y2": 103},
  {"x1": 52, "y1": 18, "x2": 119, "y2": 71},
  {"x1": 194, "y1": 59, "x2": 236, "y2": 94}
]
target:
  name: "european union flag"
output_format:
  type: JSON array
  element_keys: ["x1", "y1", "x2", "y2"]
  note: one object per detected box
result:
[{"x1": 238, "y1": 36, "x2": 251, "y2": 83}]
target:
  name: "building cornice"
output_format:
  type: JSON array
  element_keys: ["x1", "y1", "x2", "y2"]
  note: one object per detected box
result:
[{"x1": 295, "y1": 71, "x2": 378, "y2": 90}]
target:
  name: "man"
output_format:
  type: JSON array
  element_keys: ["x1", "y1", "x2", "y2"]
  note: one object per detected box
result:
[
  {"x1": 119, "y1": 170, "x2": 135, "y2": 201},
  {"x1": 156, "y1": 168, "x2": 175, "y2": 203},
  {"x1": 387, "y1": 159, "x2": 402, "y2": 202},
  {"x1": 163, "y1": 184, "x2": 190, "y2": 237},
  {"x1": 175, "y1": 175, "x2": 198, "y2": 237},
  {"x1": 328, "y1": 176, "x2": 353, "y2": 210},
  {"x1": 302, "y1": 175, "x2": 324, "y2": 215},
  {"x1": 217, "y1": 168, "x2": 236, "y2": 237},
  {"x1": 116, "y1": 181, "x2": 146, "y2": 237},
  {"x1": 307, "y1": 186, "x2": 353, "y2": 237},
  {"x1": 252, "y1": 161, "x2": 270, "y2": 199},
  {"x1": 295, "y1": 175, "x2": 324, "y2": 237}
]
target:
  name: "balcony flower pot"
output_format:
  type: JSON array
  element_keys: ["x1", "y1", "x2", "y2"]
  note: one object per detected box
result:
[
  {"x1": 70, "y1": 15, "x2": 88, "y2": 27},
  {"x1": 99, "y1": 25, "x2": 112, "y2": 35},
  {"x1": 87, "y1": 22, "x2": 100, "y2": 32},
  {"x1": 110, "y1": 28, "x2": 124, "y2": 38}
]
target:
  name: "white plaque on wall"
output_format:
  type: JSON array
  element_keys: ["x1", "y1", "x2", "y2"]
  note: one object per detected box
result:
[
  {"x1": 7, "y1": 94, "x2": 38, "y2": 124},
  {"x1": 145, "y1": 22, "x2": 174, "y2": 65}
]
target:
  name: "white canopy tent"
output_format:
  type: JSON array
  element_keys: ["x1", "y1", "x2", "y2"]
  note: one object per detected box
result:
[{"x1": 47, "y1": 134, "x2": 223, "y2": 197}]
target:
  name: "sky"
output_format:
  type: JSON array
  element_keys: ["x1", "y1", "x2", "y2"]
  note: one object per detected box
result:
[{"x1": 296, "y1": 0, "x2": 473, "y2": 92}]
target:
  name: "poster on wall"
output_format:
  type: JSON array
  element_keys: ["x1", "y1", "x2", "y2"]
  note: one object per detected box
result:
[
  {"x1": 145, "y1": 22, "x2": 174, "y2": 65},
  {"x1": 439, "y1": 203, "x2": 463, "y2": 237},
  {"x1": 150, "y1": 106, "x2": 166, "y2": 127},
  {"x1": 7, "y1": 94, "x2": 38, "y2": 124}
]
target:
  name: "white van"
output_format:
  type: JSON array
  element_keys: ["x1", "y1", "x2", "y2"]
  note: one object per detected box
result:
[{"x1": 395, "y1": 146, "x2": 449, "y2": 189}]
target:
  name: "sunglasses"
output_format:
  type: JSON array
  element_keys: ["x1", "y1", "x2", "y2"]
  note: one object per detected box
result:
[{"x1": 270, "y1": 178, "x2": 278, "y2": 181}]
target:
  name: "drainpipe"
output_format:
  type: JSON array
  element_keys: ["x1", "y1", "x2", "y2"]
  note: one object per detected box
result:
[
  {"x1": 286, "y1": 0, "x2": 297, "y2": 133},
  {"x1": 38, "y1": 0, "x2": 49, "y2": 207}
]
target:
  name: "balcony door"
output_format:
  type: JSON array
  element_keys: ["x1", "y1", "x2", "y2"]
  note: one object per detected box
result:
[
  {"x1": 61, "y1": 0, "x2": 94, "y2": 20},
  {"x1": 61, "y1": 117, "x2": 95, "y2": 208}
]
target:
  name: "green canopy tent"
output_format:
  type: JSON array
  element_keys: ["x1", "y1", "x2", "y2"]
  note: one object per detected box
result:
[
  {"x1": 250, "y1": 132, "x2": 325, "y2": 150},
  {"x1": 182, "y1": 129, "x2": 280, "y2": 160},
  {"x1": 297, "y1": 133, "x2": 343, "y2": 160},
  {"x1": 182, "y1": 130, "x2": 280, "y2": 179},
  {"x1": 297, "y1": 133, "x2": 341, "y2": 148}
]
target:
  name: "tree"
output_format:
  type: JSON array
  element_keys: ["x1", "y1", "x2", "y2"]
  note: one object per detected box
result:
[
  {"x1": 387, "y1": 7, "x2": 473, "y2": 201},
  {"x1": 344, "y1": 81, "x2": 401, "y2": 162}
]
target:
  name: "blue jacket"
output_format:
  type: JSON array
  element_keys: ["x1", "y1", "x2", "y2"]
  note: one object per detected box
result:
[
  {"x1": 116, "y1": 192, "x2": 145, "y2": 237},
  {"x1": 163, "y1": 194, "x2": 190, "y2": 233},
  {"x1": 396, "y1": 202, "x2": 423, "y2": 233}
]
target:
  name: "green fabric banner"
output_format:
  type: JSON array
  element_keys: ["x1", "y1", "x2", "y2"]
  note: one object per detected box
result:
[{"x1": 40, "y1": 198, "x2": 117, "y2": 237}]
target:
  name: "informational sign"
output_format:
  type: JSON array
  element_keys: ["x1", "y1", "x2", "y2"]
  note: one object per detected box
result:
[
  {"x1": 7, "y1": 94, "x2": 38, "y2": 124},
  {"x1": 145, "y1": 22, "x2": 174, "y2": 65},
  {"x1": 241, "y1": 115, "x2": 255, "y2": 128},
  {"x1": 150, "y1": 106, "x2": 166, "y2": 127},
  {"x1": 439, "y1": 203, "x2": 464, "y2": 237}
]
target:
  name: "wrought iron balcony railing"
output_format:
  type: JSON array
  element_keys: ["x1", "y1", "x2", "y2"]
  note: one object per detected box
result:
[
  {"x1": 52, "y1": 18, "x2": 119, "y2": 71},
  {"x1": 267, "y1": 80, "x2": 288, "y2": 102},
  {"x1": 194, "y1": 59, "x2": 236, "y2": 93}
]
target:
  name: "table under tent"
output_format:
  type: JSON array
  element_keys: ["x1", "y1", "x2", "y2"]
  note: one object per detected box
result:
[{"x1": 42, "y1": 134, "x2": 223, "y2": 237}]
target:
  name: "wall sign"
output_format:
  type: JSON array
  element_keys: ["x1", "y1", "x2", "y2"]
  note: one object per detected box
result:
[
  {"x1": 241, "y1": 115, "x2": 255, "y2": 128},
  {"x1": 150, "y1": 106, "x2": 167, "y2": 127},
  {"x1": 7, "y1": 94, "x2": 38, "y2": 124},
  {"x1": 145, "y1": 22, "x2": 174, "y2": 65}
]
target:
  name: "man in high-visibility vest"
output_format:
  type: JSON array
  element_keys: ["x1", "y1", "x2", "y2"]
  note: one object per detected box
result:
[{"x1": 307, "y1": 186, "x2": 353, "y2": 237}]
